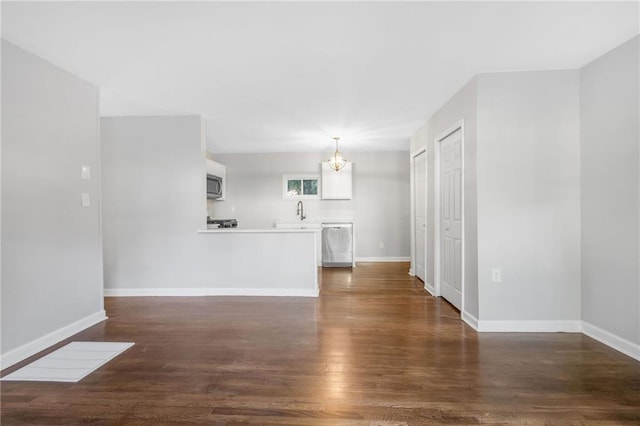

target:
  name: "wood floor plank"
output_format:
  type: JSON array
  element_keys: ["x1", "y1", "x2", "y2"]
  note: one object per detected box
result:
[{"x1": 2, "y1": 262, "x2": 639, "y2": 425}]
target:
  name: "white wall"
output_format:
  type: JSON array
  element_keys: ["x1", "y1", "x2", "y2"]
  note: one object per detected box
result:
[
  {"x1": 409, "y1": 37, "x2": 640, "y2": 358},
  {"x1": 1, "y1": 40, "x2": 105, "y2": 367},
  {"x1": 476, "y1": 70, "x2": 581, "y2": 323},
  {"x1": 580, "y1": 36, "x2": 639, "y2": 350},
  {"x1": 410, "y1": 70, "x2": 582, "y2": 327},
  {"x1": 208, "y1": 151, "x2": 411, "y2": 259},
  {"x1": 410, "y1": 79, "x2": 479, "y2": 317},
  {"x1": 409, "y1": 123, "x2": 429, "y2": 155},
  {"x1": 101, "y1": 116, "x2": 207, "y2": 290}
]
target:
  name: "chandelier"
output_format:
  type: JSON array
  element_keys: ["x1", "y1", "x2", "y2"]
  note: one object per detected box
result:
[{"x1": 328, "y1": 137, "x2": 347, "y2": 171}]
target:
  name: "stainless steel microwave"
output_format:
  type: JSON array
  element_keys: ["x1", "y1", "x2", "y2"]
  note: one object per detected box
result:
[{"x1": 207, "y1": 174, "x2": 223, "y2": 199}]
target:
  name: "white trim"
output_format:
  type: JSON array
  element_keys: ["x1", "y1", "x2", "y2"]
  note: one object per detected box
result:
[
  {"x1": 424, "y1": 283, "x2": 436, "y2": 296},
  {"x1": 461, "y1": 311, "x2": 479, "y2": 331},
  {"x1": 0, "y1": 310, "x2": 108, "y2": 370},
  {"x1": 355, "y1": 257, "x2": 411, "y2": 262},
  {"x1": 409, "y1": 147, "x2": 428, "y2": 161},
  {"x1": 582, "y1": 321, "x2": 640, "y2": 361},
  {"x1": 433, "y1": 125, "x2": 454, "y2": 297},
  {"x1": 104, "y1": 288, "x2": 319, "y2": 298},
  {"x1": 282, "y1": 174, "x2": 321, "y2": 200},
  {"x1": 434, "y1": 139, "x2": 440, "y2": 297},
  {"x1": 411, "y1": 148, "x2": 428, "y2": 284},
  {"x1": 409, "y1": 150, "x2": 416, "y2": 281},
  {"x1": 434, "y1": 120, "x2": 465, "y2": 309},
  {"x1": 476, "y1": 320, "x2": 582, "y2": 333}
]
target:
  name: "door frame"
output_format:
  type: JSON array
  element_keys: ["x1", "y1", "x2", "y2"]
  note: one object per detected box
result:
[
  {"x1": 434, "y1": 120, "x2": 465, "y2": 312},
  {"x1": 411, "y1": 148, "x2": 428, "y2": 289}
]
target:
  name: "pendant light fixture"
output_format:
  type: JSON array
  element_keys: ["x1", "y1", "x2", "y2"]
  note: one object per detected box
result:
[{"x1": 328, "y1": 137, "x2": 347, "y2": 171}]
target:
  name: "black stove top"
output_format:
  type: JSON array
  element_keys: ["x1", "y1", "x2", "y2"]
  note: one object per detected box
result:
[{"x1": 207, "y1": 218, "x2": 238, "y2": 228}]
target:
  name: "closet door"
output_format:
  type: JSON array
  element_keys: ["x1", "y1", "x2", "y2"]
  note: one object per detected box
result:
[
  {"x1": 440, "y1": 129, "x2": 462, "y2": 310},
  {"x1": 414, "y1": 151, "x2": 426, "y2": 282}
]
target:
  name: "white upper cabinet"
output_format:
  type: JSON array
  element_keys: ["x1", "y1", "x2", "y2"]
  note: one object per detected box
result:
[
  {"x1": 321, "y1": 162, "x2": 352, "y2": 200},
  {"x1": 206, "y1": 159, "x2": 225, "y2": 178}
]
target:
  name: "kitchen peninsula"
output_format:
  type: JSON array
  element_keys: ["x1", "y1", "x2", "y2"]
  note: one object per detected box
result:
[{"x1": 195, "y1": 227, "x2": 318, "y2": 297}]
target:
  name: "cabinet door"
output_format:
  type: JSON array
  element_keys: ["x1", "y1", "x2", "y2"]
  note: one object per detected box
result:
[{"x1": 321, "y1": 162, "x2": 352, "y2": 199}]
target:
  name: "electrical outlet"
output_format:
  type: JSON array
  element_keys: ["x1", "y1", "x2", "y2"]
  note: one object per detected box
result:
[
  {"x1": 81, "y1": 193, "x2": 91, "y2": 207},
  {"x1": 379, "y1": 242, "x2": 385, "y2": 249},
  {"x1": 491, "y1": 268, "x2": 502, "y2": 283}
]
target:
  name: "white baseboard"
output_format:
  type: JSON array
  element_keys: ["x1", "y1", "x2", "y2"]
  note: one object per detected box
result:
[
  {"x1": 104, "y1": 287, "x2": 319, "y2": 297},
  {"x1": 408, "y1": 269, "x2": 415, "y2": 276},
  {"x1": 424, "y1": 282, "x2": 435, "y2": 296},
  {"x1": 476, "y1": 320, "x2": 582, "y2": 333},
  {"x1": 582, "y1": 321, "x2": 640, "y2": 361},
  {"x1": 0, "y1": 310, "x2": 107, "y2": 370},
  {"x1": 461, "y1": 311, "x2": 479, "y2": 330},
  {"x1": 355, "y1": 257, "x2": 411, "y2": 262}
]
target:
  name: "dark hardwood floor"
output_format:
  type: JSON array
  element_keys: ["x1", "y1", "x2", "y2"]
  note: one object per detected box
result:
[{"x1": 2, "y1": 262, "x2": 639, "y2": 425}]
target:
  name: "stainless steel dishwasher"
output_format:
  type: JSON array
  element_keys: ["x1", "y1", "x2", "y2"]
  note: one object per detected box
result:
[{"x1": 321, "y1": 223, "x2": 353, "y2": 267}]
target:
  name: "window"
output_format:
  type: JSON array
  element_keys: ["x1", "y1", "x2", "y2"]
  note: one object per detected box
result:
[{"x1": 283, "y1": 175, "x2": 320, "y2": 199}]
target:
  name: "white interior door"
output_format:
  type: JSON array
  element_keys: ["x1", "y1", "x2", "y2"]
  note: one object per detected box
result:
[
  {"x1": 414, "y1": 151, "x2": 426, "y2": 282},
  {"x1": 439, "y1": 129, "x2": 463, "y2": 310}
]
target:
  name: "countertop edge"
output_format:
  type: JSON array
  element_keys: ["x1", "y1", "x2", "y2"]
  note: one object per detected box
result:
[
  {"x1": 197, "y1": 228, "x2": 319, "y2": 234},
  {"x1": 275, "y1": 218, "x2": 354, "y2": 225}
]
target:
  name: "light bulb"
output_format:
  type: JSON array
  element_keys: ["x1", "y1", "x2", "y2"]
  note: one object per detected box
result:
[
  {"x1": 328, "y1": 137, "x2": 347, "y2": 171},
  {"x1": 329, "y1": 151, "x2": 346, "y2": 171}
]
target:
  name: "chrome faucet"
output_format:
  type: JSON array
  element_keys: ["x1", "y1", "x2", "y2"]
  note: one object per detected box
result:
[{"x1": 296, "y1": 201, "x2": 306, "y2": 221}]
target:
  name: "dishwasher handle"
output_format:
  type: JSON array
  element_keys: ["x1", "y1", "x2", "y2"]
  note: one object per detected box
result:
[{"x1": 322, "y1": 223, "x2": 353, "y2": 229}]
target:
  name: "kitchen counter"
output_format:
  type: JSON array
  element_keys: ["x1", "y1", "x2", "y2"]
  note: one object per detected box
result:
[
  {"x1": 193, "y1": 227, "x2": 319, "y2": 297},
  {"x1": 275, "y1": 217, "x2": 354, "y2": 225},
  {"x1": 105, "y1": 228, "x2": 318, "y2": 298},
  {"x1": 197, "y1": 228, "x2": 319, "y2": 234}
]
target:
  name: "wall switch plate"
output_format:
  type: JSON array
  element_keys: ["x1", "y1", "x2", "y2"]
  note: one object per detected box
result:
[
  {"x1": 379, "y1": 242, "x2": 385, "y2": 249},
  {"x1": 81, "y1": 193, "x2": 91, "y2": 207},
  {"x1": 81, "y1": 165, "x2": 91, "y2": 180},
  {"x1": 491, "y1": 268, "x2": 502, "y2": 283}
]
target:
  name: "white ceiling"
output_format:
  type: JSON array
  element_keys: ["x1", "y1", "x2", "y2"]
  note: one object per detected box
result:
[{"x1": 2, "y1": 1, "x2": 638, "y2": 153}]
